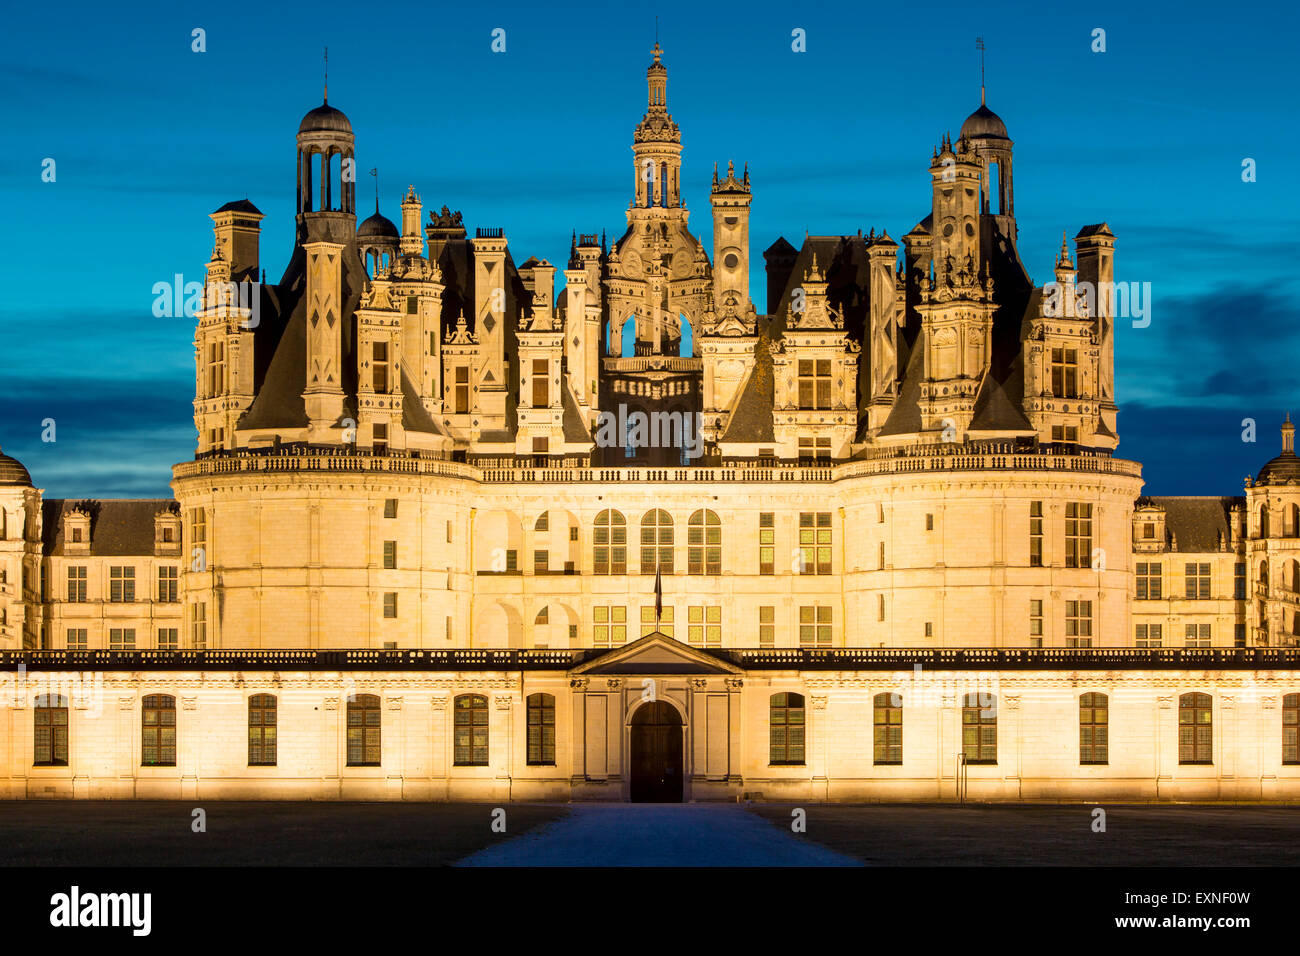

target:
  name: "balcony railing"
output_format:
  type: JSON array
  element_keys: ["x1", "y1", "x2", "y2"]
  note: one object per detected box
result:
[{"x1": 4, "y1": 646, "x2": 1300, "y2": 672}]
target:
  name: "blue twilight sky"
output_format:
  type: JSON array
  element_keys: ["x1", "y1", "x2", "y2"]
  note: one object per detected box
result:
[{"x1": 0, "y1": 0, "x2": 1295, "y2": 499}]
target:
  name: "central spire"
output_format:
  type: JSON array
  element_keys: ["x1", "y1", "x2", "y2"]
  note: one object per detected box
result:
[{"x1": 647, "y1": 42, "x2": 667, "y2": 110}]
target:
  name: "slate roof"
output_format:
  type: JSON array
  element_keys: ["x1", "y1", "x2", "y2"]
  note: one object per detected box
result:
[
  {"x1": 720, "y1": 337, "x2": 776, "y2": 443},
  {"x1": 41, "y1": 499, "x2": 177, "y2": 557},
  {"x1": 1138, "y1": 496, "x2": 1242, "y2": 553}
]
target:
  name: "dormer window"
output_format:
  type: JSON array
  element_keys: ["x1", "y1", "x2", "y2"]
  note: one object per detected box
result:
[
  {"x1": 155, "y1": 510, "x2": 182, "y2": 555},
  {"x1": 1143, "y1": 523, "x2": 1155, "y2": 539},
  {"x1": 63, "y1": 510, "x2": 92, "y2": 554}
]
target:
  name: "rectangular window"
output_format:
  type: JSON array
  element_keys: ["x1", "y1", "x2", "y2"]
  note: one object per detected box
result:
[
  {"x1": 1185, "y1": 562, "x2": 1211, "y2": 600},
  {"x1": 769, "y1": 693, "x2": 806, "y2": 765},
  {"x1": 1178, "y1": 694, "x2": 1213, "y2": 765},
  {"x1": 925, "y1": 513, "x2": 934, "y2": 531},
  {"x1": 1065, "y1": 502, "x2": 1092, "y2": 569},
  {"x1": 248, "y1": 694, "x2": 277, "y2": 766},
  {"x1": 454, "y1": 366, "x2": 470, "y2": 414},
  {"x1": 66, "y1": 566, "x2": 87, "y2": 603},
  {"x1": 962, "y1": 692, "x2": 997, "y2": 764},
  {"x1": 157, "y1": 628, "x2": 178, "y2": 650},
  {"x1": 157, "y1": 565, "x2": 178, "y2": 602},
  {"x1": 759, "y1": 513, "x2": 775, "y2": 575},
  {"x1": 797, "y1": 436, "x2": 832, "y2": 461},
  {"x1": 383, "y1": 541, "x2": 396, "y2": 569},
  {"x1": 532, "y1": 358, "x2": 549, "y2": 407},
  {"x1": 372, "y1": 341, "x2": 389, "y2": 394},
  {"x1": 593, "y1": 606, "x2": 627, "y2": 647},
  {"x1": 1065, "y1": 600, "x2": 1092, "y2": 647},
  {"x1": 687, "y1": 606, "x2": 721, "y2": 646},
  {"x1": 1285, "y1": 695, "x2": 1300, "y2": 765},
  {"x1": 1185, "y1": 623, "x2": 1211, "y2": 648},
  {"x1": 108, "y1": 628, "x2": 135, "y2": 650},
  {"x1": 873, "y1": 693, "x2": 903, "y2": 765},
  {"x1": 641, "y1": 605, "x2": 673, "y2": 638},
  {"x1": 1235, "y1": 563, "x2": 1246, "y2": 600},
  {"x1": 534, "y1": 549, "x2": 548, "y2": 574},
  {"x1": 141, "y1": 695, "x2": 177, "y2": 767},
  {"x1": 384, "y1": 499, "x2": 398, "y2": 519},
  {"x1": 1030, "y1": 600, "x2": 1043, "y2": 640},
  {"x1": 65, "y1": 628, "x2": 87, "y2": 650},
  {"x1": 797, "y1": 359, "x2": 833, "y2": 409},
  {"x1": 33, "y1": 696, "x2": 69, "y2": 766},
  {"x1": 1135, "y1": 623, "x2": 1163, "y2": 648},
  {"x1": 798, "y1": 605, "x2": 832, "y2": 647},
  {"x1": 1079, "y1": 693, "x2": 1108, "y2": 765},
  {"x1": 758, "y1": 606, "x2": 775, "y2": 647},
  {"x1": 799, "y1": 512, "x2": 831, "y2": 575},
  {"x1": 190, "y1": 508, "x2": 207, "y2": 549},
  {"x1": 383, "y1": 593, "x2": 397, "y2": 618},
  {"x1": 526, "y1": 694, "x2": 556, "y2": 766},
  {"x1": 1029, "y1": 501, "x2": 1043, "y2": 567},
  {"x1": 1050, "y1": 347, "x2": 1078, "y2": 399},
  {"x1": 206, "y1": 340, "x2": 225, "y2": 397},
  {"x1": 1136, "y1": 562, "x2": 1162, "y2": 600},
  {"x1": 109, "y1": 566, "x2": 135, "y2": 603},
  {"x1": 191, "y1": 602, "x2": 207, "y2": 649}
]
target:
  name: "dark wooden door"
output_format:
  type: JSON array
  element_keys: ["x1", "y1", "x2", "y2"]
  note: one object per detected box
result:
[{"x1": 630, "y1": 701, "x2": 683, "y2": 803}]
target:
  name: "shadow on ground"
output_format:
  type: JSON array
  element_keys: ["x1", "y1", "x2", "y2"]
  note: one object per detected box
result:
[
  {"x1": 0, "y1": 801, "x2": 566, "y2": 866},
  {"x1": 747, "y1": 804, "x2": 1300, "y2": 865}
]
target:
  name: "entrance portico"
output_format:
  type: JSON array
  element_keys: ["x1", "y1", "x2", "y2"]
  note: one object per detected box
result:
[{"x1": 567, "y1": 632, "x2": 746, "y2": 803}]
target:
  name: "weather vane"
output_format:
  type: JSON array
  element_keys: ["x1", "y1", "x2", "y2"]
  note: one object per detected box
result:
[
  {"x1": 323, "y1": 46, "x2": 329, "y2": 102},
  {"x1": 976, "y1": 37, "x2": 985, "y2": 105}
]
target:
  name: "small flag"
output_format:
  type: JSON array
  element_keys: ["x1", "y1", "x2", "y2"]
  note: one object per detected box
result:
[{"x1": 654, "y1": 567, "x2": 663, "y2": 626}]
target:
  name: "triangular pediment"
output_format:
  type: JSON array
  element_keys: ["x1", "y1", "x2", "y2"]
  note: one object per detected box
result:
[{"x1": 571, "y1": 632, "x2": 743, "y2": 676}]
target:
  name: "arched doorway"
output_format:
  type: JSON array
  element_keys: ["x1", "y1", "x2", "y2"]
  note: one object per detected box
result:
[{"x1": 629, "y1": 700, "x2": 683, "y2": 803}]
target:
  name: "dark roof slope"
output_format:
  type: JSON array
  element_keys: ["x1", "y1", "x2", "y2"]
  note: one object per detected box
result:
[
  {"x1": 41, "y1": 499, "x2": 177, "y2": 557},
  {"x1": 1139, "y1": 496, "x2": 1242, "y2": 552}
]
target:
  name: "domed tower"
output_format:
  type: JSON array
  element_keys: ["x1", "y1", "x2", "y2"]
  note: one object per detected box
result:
[
  {"x1": 959, "y1": 95, "x2": 1014, "y2": 233},
  {"x1": 296, "y1": 98, "x2": 356, "y2": 223},
  {"x1": 357, "y1": 202, "x2": 399, "y2": 277},
  {"x1": 0, "y1": 445, "x2": 41, "y2": 649},
  {"x1": 295, "y1": 93, "x2": 357, "y2": 438},
  {"x1": 1246, "y1": 414, "x2": 1300, "y2": 645}
]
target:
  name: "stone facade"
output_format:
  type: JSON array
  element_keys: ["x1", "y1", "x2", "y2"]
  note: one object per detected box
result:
[{"x1": 1, "y1": 47, "x2": 1298, "y2": 801}]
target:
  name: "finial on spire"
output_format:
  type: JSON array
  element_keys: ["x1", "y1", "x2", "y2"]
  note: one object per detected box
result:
[
  {"x1": 976, "y1": 37, "x2": 985, "y2": 106},
  {"x1": 324, "y1": 46, "x2": 329, "y2": 104},
  {"x1": 1284, "y1": 412, "x2": 1295, "y2": 455},
  {"x1": 369, "y1": 167, "x2": 378, "y2": 213}
]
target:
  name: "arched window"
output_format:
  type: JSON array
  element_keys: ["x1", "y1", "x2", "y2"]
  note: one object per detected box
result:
[
  {"x1": 454, "y1": 694, "x2": 489, "y2": 766},
  {"x1": 526, "y1": 693, "x2": 555, "y2": 766},
  {"x1": 535, "y1": 606, "x2": 549, "y2": 625},
  {"x1": 641, "y1": 509, "x2": 674, "y2": 574},
  {"x1": 347, "y1": 694, "x2": 381, "y2": 767},
  {"x1": 962, "y1": 692, "x2": 997, "y2": 764},
  {"x1": 1260, "y1": 504, "x2": 1270, "y2": 538},
  {"x1": 593, "y1": 510, "x2": 626, "y2": 575},
  {"x1": 142, "y1": 694, "x2": 176, "y2": 767},
  {"x1": 687, "y1": 510, "x2": 721, "y2": 575},
  {"x1": 34, "y1": 693, "x2": 68, "y2": 767},
  {"x1": 1079, "y1": 693, "x2": 1108, "y2": 765},
  {"x1": 1284, "y1": 694, "x2": 1300, "y2": 765},
  {"x1": 248, "y1": 694, "x2": 277, "y2": 767},
  {"x1": 769, "y1": 693, "x2": 805, "y2": 766},
  {"x1": 1287, "y1": 503, "x2": 1300, "y2": 538},
  {"x1": 873, "y1": 692, "x2": 902, "y2": 765},
  {"x1": 1178, "y1": 692, "x2": 1212, "y2": 765},
  {"x1": 535, "y1": 511, "x2": 549, "y2": 533}
]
